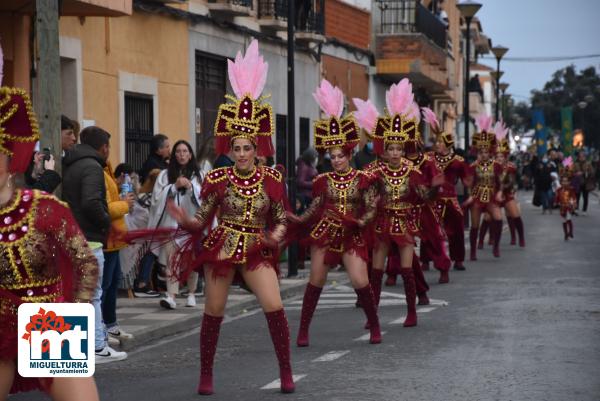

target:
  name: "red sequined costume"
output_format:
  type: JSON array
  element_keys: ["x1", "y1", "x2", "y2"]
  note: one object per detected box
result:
[
  {"x1": 557, "y1": 161, "x2": 576, "y2": 240},
  {"x1": 0, "y1": 87, "x2": 98, "y2": 394},
  {"x1": 429, "y1": 149, "x2": 471, "y2": 269},
  {"x1": 295, "y1": 79, "x2": 382, "y2": 347}
]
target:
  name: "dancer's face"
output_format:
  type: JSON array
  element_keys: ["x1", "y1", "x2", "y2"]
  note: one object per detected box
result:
[
  {"x1": 435, "y1": 139, "x2": 448, "y2": 155},
  {"x1": 386, "y1": 143, "x2": 403, "y2": 167},
  {"x1": 496, "y1": 153, "x2": 506, "y2": 164},
  {"x1": 232, "y1": 138, "x2": 256, "y2": 172},
  {"x1": 330, "y1": 148, "x2": 350, "y2": 173},
  {"x1": 480, "y1": 149, "x2": 490, "y2": 161}
]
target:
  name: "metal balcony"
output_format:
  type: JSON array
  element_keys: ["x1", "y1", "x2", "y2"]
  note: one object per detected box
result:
[{"x1": 207, "y1": 0, "x2": 253, "y2": 17}]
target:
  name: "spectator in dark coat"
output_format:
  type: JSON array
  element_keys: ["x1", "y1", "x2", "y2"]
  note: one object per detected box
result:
[
  {"x1": 24, "y1": 115, "x2": 77, "y2": 193},
  {"x1": 296, "y1": 148, "x2": 318, "y2": 212},
  {"x1": 139, "y1": 133, "x2": 170, "y2": 184},
  {"x1": 352, "y1": 143, "x2": 376, "y2": 170},
  {"x1": 534, "y1": 161, "x2": 553, "y2": 214}
]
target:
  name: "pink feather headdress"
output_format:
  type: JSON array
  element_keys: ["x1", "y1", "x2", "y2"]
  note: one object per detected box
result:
[
  {"x1": 562, "y1": 156, "x2": 573, "y2": 168},
  {"x1": 214, "y1": 39, "x2": 274, "y2": 157},
  {"x1": 421, "y1": 107, "x2": 440, "y2": 133},
  {"x1": 314, "y1": 79, "x2": 344, "y2": 118},
  {"x1": 352, "y1": 98, "x2": 378, "y2": 134},
  {"x1": 493, "y1": 120, "x2": 509, "y2": 141},
  {"x1": 313, "y1": 79, "x2": 359, "y2": 154},
  {"x1": 475, "y1": 114, "x2": 494, "y2": 133},
  {"x1": 0, "y1": 37, "x2": 4, "y2": 86}
]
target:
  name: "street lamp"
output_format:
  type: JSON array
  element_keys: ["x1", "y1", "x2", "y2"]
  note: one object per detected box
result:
[
  {"x1": 491, "y1": 44, "x2": 509, "y2": 120},
  {"x1": 457, "y1": 1, "x2": 482, "y2": 152},
  {"x1": 499, "y1": 82, "x2": 509, "y2": 119}
]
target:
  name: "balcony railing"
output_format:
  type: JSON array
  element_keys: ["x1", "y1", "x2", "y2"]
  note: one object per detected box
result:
[
  {"x1": 257, "y1": 0, "x2": 324, "y2": 34},
  {"x1": 207, "y1": 0, "x2": 253, "y2": 8},
  {"x1": 377, "y1": 0, "x2": 447, "y2": 50}
]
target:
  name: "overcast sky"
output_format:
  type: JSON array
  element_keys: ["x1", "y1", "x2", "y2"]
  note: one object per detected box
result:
[{"x1": 475, "y1": 0, "x2": 600, "y2": 104}]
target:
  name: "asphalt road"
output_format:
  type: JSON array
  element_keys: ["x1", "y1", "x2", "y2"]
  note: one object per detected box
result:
[{"x1": 13, "y1": 195, "x2": 600, "y2": 401}]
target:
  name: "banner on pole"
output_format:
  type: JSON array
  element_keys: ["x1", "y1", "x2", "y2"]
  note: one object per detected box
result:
[
  {"x1": 532, "y1": 109, "x2": 547, "y2": 157},
  {"x1": 561, "y1": 107, "x2": 573, "y2": 156}
]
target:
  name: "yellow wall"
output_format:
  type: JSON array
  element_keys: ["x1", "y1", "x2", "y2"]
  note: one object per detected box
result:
[{"x1": 59, "y1": 11, "x2": 189, "y2": 167}]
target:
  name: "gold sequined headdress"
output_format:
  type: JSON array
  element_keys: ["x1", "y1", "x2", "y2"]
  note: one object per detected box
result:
[
  {"x1": 473, "y1": 114, "x2": 496, "y2": 152},
  {"x1": 313, "y1": 79, "x2": 360, "y2": 154},
  {"x1": 214, "y1": 40, "x2": 274, "y2": 157}
]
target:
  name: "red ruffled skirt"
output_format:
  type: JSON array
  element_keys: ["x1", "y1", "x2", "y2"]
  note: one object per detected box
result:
[{"x1": 374, "y1": 206, "x2": 422, "y2": 249}]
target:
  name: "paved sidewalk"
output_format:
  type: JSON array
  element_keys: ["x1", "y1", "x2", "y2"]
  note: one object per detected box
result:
[{"x1": 114, "y1": 266, "x2": 347, "y2": 350}]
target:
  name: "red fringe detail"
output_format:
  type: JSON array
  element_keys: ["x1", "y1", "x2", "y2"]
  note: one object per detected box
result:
[
  {"x1": 215, "y1": 136, "x2": 230, "y2": 157},
  {"x1": 257, "y1": 135, "x2": 275, "y2": 157}
]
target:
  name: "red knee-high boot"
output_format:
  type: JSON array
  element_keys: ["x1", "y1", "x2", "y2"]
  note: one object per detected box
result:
[
  {"x1": 400, "y1": 268, "x2": 417, "y2": 327},
  {"x1": 469, "y1": 227, "x2": 479, "y2": 261},
  {"x1": 492, "y1": 220, "x2": 502, "y2": 258},
  {"x1": 198, "y1": 314, "x2": 223, "y2": 395},
  {"x1": 385, "y1": 254, "x2": 398, "y2": 285},
  {"x1": 478, "y1": 220, "x2": 488, "y2": 249},
  {"x1": 562, "y1": 222, "x2": 569, "y2": 241},
  {"x1": 355, "y1": 284, "x2": 382, "y2": 344},
  {"x1": 412, "y1": 253, "x2": 430, "y2": 305},
  {"x1": 507, "y1": 217, "x2": 516, "y2": 245},
  {"x1": 296, "y1": 283, "x2": 322, "y2": 347},
  {"x1": 365, "y1": 269, "x2": 384, "y2": 329},
  {"x1": 265, "y1": 309, "x2": 295, "y2": 393},
  {"x1": 514, "y1": 216, "x2": 525, "y2": 246}
]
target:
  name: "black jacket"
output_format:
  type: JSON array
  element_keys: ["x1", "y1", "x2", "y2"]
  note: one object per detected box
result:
[
  {"x1": 139, "y1": 153, "x2": 168, "y2": 184},
  {"x1": 62, "y1": 144, "x2": 111, "y2": 246},
  {"x1": 24, "y1": 154, "x2": 62, "y2": 193}
]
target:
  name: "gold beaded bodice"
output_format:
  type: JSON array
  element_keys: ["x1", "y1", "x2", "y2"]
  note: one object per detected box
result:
[
  {"x1": 472, "y1": 160, "x2": 499, "y2": 203},
  {"x1": 0, "y1": 190, "x2": 98, "y2": 318},
  {"x1": 195, "y1": 166, "x2": 287, "y2": 263},
  {"x1": 376, "y1": 160, "x2": 418, "y2": 210}
]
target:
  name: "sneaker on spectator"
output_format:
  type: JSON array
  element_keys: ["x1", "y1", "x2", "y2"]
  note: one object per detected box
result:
[
  {"x1": 160, "y1": 294, "x2": 177, "y2": 310},
  {"x1": 133, "y1": 286, "x2": 160, "y2": 298},
  {"x1": 186, "y1": 294, "x2": 196, "y2": 307},
  {"x1": 107, "y1": 326, "x2": 134, "y2": 340},
  {"x1": 95, "y1": 346, "x2": 127, "y2": 364}
]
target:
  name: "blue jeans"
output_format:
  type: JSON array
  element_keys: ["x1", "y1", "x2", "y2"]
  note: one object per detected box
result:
[
  {"x1": 137, "y1": 252, "x2": 157, "y2": 286},
  {"x1": 540, "y1": 189, "x2": 553, "y2": 210},
  {"x1": 102, "y1": 250, "x2": 122, "y2": 328},
  {"x1": 92, "y1": 247, "x2": 107, "y2": 351}
]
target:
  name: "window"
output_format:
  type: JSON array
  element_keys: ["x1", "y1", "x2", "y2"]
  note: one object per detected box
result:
[
  {"x1": 299, "y1": 117, "x2": 310, "y2": 154},
  {"x1": 195, "y1": 51, "x2": 227, "y2": 154},
  {"x1": 124, "y1": 93, "x2": 154, "y2": 172}
]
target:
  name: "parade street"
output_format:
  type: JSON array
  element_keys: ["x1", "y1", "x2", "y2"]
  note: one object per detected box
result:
[{"x1": 13, "y1": 195, "x2": 600, "y2": 401}]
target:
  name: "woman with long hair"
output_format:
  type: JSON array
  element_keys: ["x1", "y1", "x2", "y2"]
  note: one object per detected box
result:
[
  {"x1": 169, "y1": 40, "x2": 295, "y2": 394},
  {"x1": 149, "y1": 139, "x2": 202, "y2": 309},
  {"x1": 0, "y1": 87, "x2": 99, "y2": 399},
  {"x1": 289, "y1": 80, "x2": 381, "y2": 346}
]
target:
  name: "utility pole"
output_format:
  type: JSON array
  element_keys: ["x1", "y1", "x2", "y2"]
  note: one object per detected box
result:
[
  {"x1": 35, "y1": 0, "x2": 62, "y2": 180},
  {"x1": 286, "y1": 0, "x2": 298, "y2": 277}
]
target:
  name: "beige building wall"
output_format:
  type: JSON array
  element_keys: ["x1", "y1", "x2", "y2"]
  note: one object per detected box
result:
[{"x1": 59, "y1": 11, "x2": 189, "y2": 167}]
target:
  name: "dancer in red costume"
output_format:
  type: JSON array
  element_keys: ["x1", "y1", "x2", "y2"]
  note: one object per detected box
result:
[
  {"x1": 0, "y1": 86, "x2": 99, "y2": 399},
  {"x1": 494, "y1": 122, "x2": 525, "y2": 247},
  {"x1": 464, "y1": 115, "x2": 504, "y2": 260},
  {"x1": 389, "y1": 101, "x2": 449, "y2": 283},
  {"x1": 556, "y1": 157, "x2": 576, "y2": 240},
  {"x1": 353, "y1": 83, "x2": 432, "y2": 327},
  {"x1": 289, "y1": 80, "x2": 382, "y2": 346},
  {"x1": 169, "y1": 41, "x2": 294, "y2": 394},
  {"x1": 422, "y1": 107, "x2": 472, "y2": 271}
]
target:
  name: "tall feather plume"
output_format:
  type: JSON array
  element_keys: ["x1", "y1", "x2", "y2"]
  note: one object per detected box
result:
[
  {"x1": 227, "y1": 39, "x2": 268, "y2": 99},
  {"x1": 475, "y1": 114, "x2": 493, "y2": 132},
  {"x1": 562, "y1": 156, "x2": 573, "y2": 168},
  {"x1": 352, "y1": 98, "x2": 379, "y2": 133},
  {"x1": 0, "y1": 36, "x2": 4, "y2": 86},
  {"x1": 421, "y1": 107, "x2": 439, "y2": 132},
  {"x1": 313, "y1": 79, "x2": 344, "y2": 118},
  {"x1": 494, "y1": 120, "x2": 508, "y2": 140},
  {"x1": 385, "y1": 78, "x2": 413, "y2": 116},
  {"x1": 405, "y1": 101, "x2": 421, "y2": 123}
]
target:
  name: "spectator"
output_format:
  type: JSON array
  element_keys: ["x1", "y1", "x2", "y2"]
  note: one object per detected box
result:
[
  {"x1": 533, "y1": 160, "x2": 553, "y2": 214},
  {"x1": 24, "y1": 115, "x2": 77, "y2": 193},
  {"x1": 197, "y1": 136, "x2": 216, "y2": 175},
  {"x1": 148, "y1": 140, "x2": 204, "y2": 309},
  {"x1": 296, "y1": 148, "x2": 318, "y2": 212},
  {"x1": 103, "y1": 159, "x2": 135, "y2": 344},
  {"x1": 574, "y1": 151, "x2": 596, "y2": 213},
  {"x1": 62, "y1": 125, "x2": 127, "y2": 363},
  {"x1": 139, "y1": 133, "x2": 170, "y2": 184},
  {"x1": 214, "y1": 149, "x2": 235, "y2": 168}
]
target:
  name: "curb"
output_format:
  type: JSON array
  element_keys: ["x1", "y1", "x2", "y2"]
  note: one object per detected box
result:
[{"x1": 119, "y1": 278, "x2": 309, "y2": 351}]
